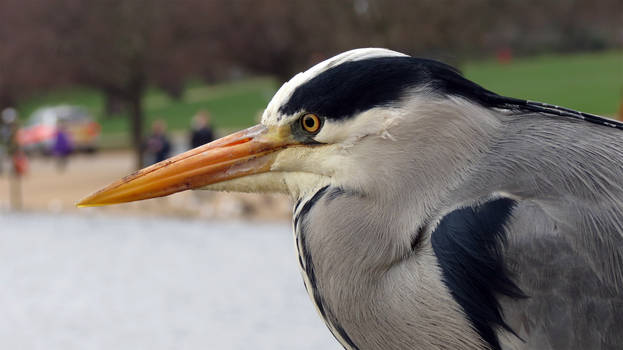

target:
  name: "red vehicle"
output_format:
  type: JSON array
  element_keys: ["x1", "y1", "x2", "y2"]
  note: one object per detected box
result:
[{"x1": 17, "y1": 106, "x2": 100, "y2": 155}]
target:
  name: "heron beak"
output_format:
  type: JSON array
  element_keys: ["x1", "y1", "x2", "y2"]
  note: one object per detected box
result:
[{"x1": 77, "y1": 124, "x2": 293, "y2": 206}]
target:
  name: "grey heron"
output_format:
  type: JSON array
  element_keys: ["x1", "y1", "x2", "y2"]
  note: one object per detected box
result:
[{"x1": 79, "y1": 48, "x2": 623, "y2": 349}]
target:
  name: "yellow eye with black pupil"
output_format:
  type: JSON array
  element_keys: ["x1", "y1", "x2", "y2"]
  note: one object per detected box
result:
[{"x1": 301, "y1": 114, "x2": 321, "y2": 134}]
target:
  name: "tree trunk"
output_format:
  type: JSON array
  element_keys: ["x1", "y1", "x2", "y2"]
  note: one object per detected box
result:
[
  {"x1": 0, "y1": 92, "x2": 16, "y2": 112},
  {"x1": 8, "y1": 170, "x2": 22, "y2": 211},
  {"x1": 128, "y1": 91, "x2": 144, "y2": 170}
]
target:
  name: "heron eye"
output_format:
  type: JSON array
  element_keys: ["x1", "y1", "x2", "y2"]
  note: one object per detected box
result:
[{"x1": 301, "y1": 114, "x2": 321, "y2": 134}]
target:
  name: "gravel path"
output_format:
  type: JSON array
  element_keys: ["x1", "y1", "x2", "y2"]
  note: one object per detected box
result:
[{"x1": 0, "y1": 212, "x2": 338, "y2": 349}]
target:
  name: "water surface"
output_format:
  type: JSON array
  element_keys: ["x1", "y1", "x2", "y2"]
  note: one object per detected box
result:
[{"x1": 0, "y1": 212, "x2": 338, "y2": 349}]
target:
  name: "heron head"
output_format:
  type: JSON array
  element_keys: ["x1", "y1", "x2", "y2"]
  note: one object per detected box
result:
[{"x1": 78, "y1": 48, "x2": 490, "y2": 206}]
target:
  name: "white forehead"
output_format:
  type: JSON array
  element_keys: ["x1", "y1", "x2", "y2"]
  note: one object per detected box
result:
[{"x1": 261, "y1": 48, "x2": 409, "y2": 126}]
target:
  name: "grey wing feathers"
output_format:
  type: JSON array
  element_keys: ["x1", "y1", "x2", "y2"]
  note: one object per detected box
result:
[
  {"x1": 501, "y1": 201, "x2": 623, "y2": 349},
  {"x1": 461, "y1": 110, "x2": 623, "y2": 348},
  {"x1": 484, "y1": 112, "x2": 623, "y2": 290}
]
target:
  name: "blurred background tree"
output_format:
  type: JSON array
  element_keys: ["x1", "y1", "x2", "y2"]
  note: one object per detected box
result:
[
  {"x1": 0, "y1": 0, "x2": 64, "y2": 109},
  {"x1": 0, "y1": 0, "x2": 621, "y2": 168},
  {"x1": 46, "y1": 0, "x2": 225, "y2": 168}
]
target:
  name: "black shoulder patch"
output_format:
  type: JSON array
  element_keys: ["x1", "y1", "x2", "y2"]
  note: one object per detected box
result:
[
  {"x1": 279, "y1": 55, "x2": 623, "y2": 130},
  {"x1": 431, "y1": 197, "x2": 526, "y2": 350}
]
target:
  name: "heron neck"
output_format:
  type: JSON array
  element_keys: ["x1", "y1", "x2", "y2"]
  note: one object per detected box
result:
[{"x1": 293, "y1": 184, "x2": 485, "y2": 349}]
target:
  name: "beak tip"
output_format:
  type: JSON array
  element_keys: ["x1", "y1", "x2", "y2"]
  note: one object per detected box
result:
[
  {"x1": 75, "y1": 198, "x2": 96, "y2": 208},
  {"x1": 76, "y1": 193, "x2": 112, "y2": 207},
  {"x1": 76, "y1": 200, "x2": 93, "y2": 208}
]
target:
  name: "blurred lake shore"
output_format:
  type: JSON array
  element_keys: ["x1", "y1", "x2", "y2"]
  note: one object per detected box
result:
[
  {"x1": 0, "y1": 150, "x2": 293, "y2": 221},
  {"x1": 0, "y1": 211, "x2": 337, "y2": 350}
]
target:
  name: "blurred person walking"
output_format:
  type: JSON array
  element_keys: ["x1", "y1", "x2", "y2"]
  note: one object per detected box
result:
[
  {"x1": 2, "y1": 108, "x2": 26, "y2": 209},
  {"x1": 189, "y1": 110, "x2": 215, "y2": 149},
  {"x1": 188, "y1": 110, "x2": 218, "y2": 206},
  {"x1": 52, "y1": 120, "x2": 74, "y2": 172},
  {"x1": 0, "y1": 109, "x2": 13, "y2": 174},
  {"x1": 144, "y1": 119, "x2": 171, "y2": 165}
]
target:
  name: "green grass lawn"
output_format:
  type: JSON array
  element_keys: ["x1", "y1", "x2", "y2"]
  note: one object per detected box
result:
[
  {"x1": 463, "y1": 50, "x2": 622, "y2": 117},
  {"x1": 17, "y1": 50, "x2": 622, "y2": 149},
  {"x1": 18, "y1": 77, "x2": 278, "y2": 133}
]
